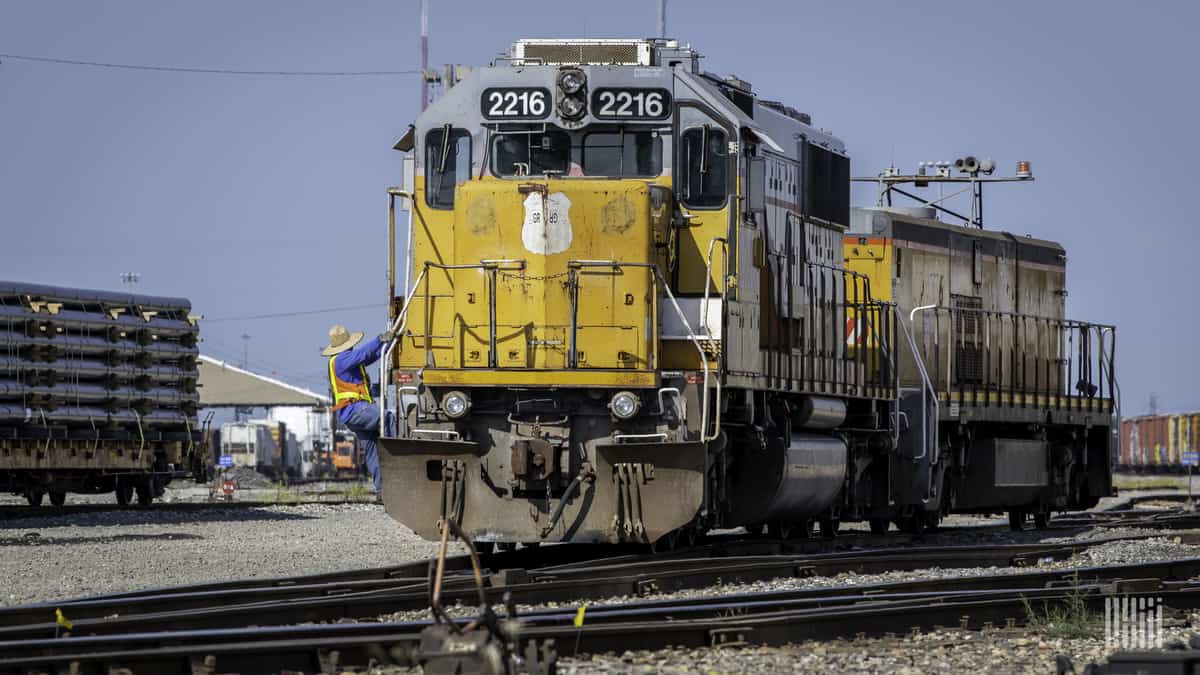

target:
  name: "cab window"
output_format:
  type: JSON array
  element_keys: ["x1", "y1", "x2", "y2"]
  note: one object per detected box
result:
[
  {"x1": 491, "y1": 129, "x2": 570, "y2": 177},
  {"x1": 680, "y1": 126, "x2": 728, "y2": 208},
  {"x1": 582, "y1": 130, "x2": 662, "y2": 177},
  {"x1": 425, "y1": 127, "x2": 471, "y2": 209}
]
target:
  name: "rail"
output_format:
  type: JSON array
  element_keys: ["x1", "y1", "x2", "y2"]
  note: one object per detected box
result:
[{"x1": 906, "y1": 305, "x2": 1116, "y2": 412}]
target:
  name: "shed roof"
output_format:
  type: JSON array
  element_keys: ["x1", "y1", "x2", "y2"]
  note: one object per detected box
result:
[{"x1": 198, "y1": 355, "x2": 329, "y2": 408}]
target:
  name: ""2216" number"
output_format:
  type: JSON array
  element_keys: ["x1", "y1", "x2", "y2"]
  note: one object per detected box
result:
[
  {"x1": 592, "y1": 88, "x2": 670, "y2": 119},
  {"x1": 481, "y1": 88, "x2": 549, "y2": 119}
]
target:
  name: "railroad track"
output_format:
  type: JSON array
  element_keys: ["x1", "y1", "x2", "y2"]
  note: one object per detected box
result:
[
  {"x1": 0, "y1": 532, "x2": 1184, "y2": 639},
  {"x1": 3, "y1": 556, "x2": 1199, "y2": 674},
  {"x1": 2, "y1": 491, "x2": 1190, "y2": 525},
  {"x1": 0, "y1": 499, "x2": 363, "y2": 520},
  {"x1": 2, "y1": 507, "x2": 1198, "y2": 673}
]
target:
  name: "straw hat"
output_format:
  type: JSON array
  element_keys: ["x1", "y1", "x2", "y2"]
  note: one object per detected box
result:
[{"x1": 321, "y1": 324, "x2": 364, "y2": 357}]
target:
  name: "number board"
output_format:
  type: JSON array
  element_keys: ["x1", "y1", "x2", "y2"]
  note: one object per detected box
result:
[
  {"x1": 591, "y1": 88, "x2": 671, "y2": 120},
  {"x1": 481, "y1": 87, "x2": 551, "y2": 120}
]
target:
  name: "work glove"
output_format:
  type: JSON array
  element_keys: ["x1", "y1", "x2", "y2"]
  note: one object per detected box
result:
[{"x1": 379, "y1": 329, "x2": 396, "y2": 343}]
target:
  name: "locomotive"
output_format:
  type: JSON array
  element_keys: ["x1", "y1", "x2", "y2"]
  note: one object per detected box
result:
[{"x1": 376, "y1": 38, "x2": 1116, "y2": 546}]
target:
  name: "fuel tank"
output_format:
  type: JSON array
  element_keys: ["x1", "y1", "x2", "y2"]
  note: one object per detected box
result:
[
  {"x1": 795, "y1": 396, "x2": 847, "y2": 430},
  {"x1": 726, "y1": 433, "x2": 847, "y2": 525}
]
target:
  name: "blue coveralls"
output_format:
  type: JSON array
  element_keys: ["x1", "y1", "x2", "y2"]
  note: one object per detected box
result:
[{"x1": 331, "y1": 336, "x2": 392, "y2": 492}]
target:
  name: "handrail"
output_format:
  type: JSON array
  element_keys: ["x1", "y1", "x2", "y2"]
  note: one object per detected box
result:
[
  {"x1": 910, "y1": 304, "x2": 938, "y2": 324},
  {"x1": 899, "y1": 305, "x2": 939, "y2": 464},
  {"x1": 907, "y1": 304, "x2": 1116, "y2": 411},
  {"x1": 566, "y1": 259, "x2": 719, "y2": 443},
  {"x1": 378, "y1": 267, "x2": 429, "y2": 438},
  {"x1": 701, "y1": 237, "x2": 728, "y2": 337},
  {"x1": 658, "y1": 265, "x2": 720, "y2": 442},
  {"x1": 920, "y1": 303, "x2": 1116, "y2": 331}
]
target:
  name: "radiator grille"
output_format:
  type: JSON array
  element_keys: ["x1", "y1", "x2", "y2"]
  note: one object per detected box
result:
[
  {"x1": 523, "y1": 43, "x2": 641, "y2": 65},
  {"x1": 952, "y1": 294, "x2": 984, "y2": 385}
]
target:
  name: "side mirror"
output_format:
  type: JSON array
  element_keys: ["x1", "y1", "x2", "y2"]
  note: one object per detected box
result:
[{"x1": 401, "y1": 155, "x2": 415, "y2": 212}]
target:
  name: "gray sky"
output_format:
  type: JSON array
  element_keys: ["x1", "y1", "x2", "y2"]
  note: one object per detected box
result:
[{"x1": 2, "y1": 1, "x2": 1196, "y2": 413}]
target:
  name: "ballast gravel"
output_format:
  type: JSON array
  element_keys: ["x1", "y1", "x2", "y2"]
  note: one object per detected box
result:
[
  {"x1": 0, "y1": 502, "x2": 462, "y2": 606},
  {"x1": 553, "y1": 618, "x2": 1200, "y2": 674}
]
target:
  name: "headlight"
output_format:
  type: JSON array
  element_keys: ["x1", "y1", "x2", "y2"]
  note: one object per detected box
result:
[
  {"x1": 558, "y1": 95, "x2": 586, "y2": 120},
  {"x1": 609, "y1": 391, "x2": 640, "y2": 420},
  {"x1": 442, "y1": 391, "x2": 470, "y2": 419},
  {"x1": 558, "y1": 69, "x2": 586, "y2": 94}
]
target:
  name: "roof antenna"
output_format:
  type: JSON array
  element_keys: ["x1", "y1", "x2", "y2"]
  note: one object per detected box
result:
[
  {"x1": 420, "y1": 0, "x2": 429, "y2": 111},
  {"x1": 658, "y1": 0, "x2": 667, "y2": 38}
]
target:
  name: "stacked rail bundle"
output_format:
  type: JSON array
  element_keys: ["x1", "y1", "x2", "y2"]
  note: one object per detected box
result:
[{"x1": 0, "y1": 281, "x2": 201, "y2": 503}]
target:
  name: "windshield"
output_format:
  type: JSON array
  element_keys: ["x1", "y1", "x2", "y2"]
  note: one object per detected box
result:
[
  {"x1": 491, "y1": 129, "x2": 571, "y2": 177},
  {"x1": 489, "y1": 126, "x2": 666, "y2": 178},
  {"x1": 582, "y1": 130, "x2": 662, "y2": 177}
]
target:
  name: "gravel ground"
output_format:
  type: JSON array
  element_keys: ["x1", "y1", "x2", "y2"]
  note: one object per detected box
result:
[
  {"x1": 556, "y1": 617, "x2": 1200, "y2": 674},
  {"x1": 0, "y1": 503, "x2": 461, "y2": 606}
]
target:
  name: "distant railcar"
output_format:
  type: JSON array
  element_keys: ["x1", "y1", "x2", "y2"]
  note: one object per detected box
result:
[
  {"x1": 1120, "y1": 413, "x2": 1200, "y2": 473},
  {"x1": 219, "y1": 420, "x2": 299, "y2": 481}
]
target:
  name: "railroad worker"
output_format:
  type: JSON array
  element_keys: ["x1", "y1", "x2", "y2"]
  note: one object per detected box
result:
[{"x1": 323, "y1": 324, "x2": 395, "y2": 494}]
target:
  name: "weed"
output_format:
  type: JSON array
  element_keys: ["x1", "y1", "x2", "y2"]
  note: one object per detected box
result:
[
  {"x1": 1022, "y1": 575, "x2": 1102, "y2": 640},
  {"x1": 1113, "y1": 475, "x2": 1188, "y2": 491},
  {"x1": 345, "y1": 482, "x2": 374, "y2": 503},
  {"x1": 270, "y1": 482, "x2": 302, "y2": 505}
]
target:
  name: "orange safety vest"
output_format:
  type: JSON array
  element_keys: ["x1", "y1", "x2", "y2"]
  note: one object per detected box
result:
[{"x1": 329, "y1": 356, "x2": 373, "y2": 411}]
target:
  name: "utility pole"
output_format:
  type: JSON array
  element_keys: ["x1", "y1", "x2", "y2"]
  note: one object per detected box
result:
[
  {"x1": 120, "y1": 272, "x2": 141, "y2": 288},
  {"x1": 658, "y1": 0, "x2": 667, "y2": 38},
  {"x1": 420, "y1": 0, "x2": 429, "y2": 111},
  {"x1": 241, "y1": 333, "x2": 250, "y2": 369}
]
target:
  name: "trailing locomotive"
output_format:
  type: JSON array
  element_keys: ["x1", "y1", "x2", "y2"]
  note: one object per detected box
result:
[
  {"x1": 376, "y1": 38, "x2": 1116, "y2": 545},
  {"x1": 0, "y1": 281, "x2": 202, "y2": 506}
]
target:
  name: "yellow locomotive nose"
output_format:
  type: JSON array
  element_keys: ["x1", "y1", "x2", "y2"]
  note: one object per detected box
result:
[{"x1": 438, "y1": 178, "x2": 666, "y2": 374}]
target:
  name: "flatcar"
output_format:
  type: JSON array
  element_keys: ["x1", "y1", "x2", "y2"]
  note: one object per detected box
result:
[
  {"x1": 375, "y1": 38, "x2": 1117, "y2": 545},
  {"x1": 0, "y1": 281, "x2": 202, "y2": 506}
]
